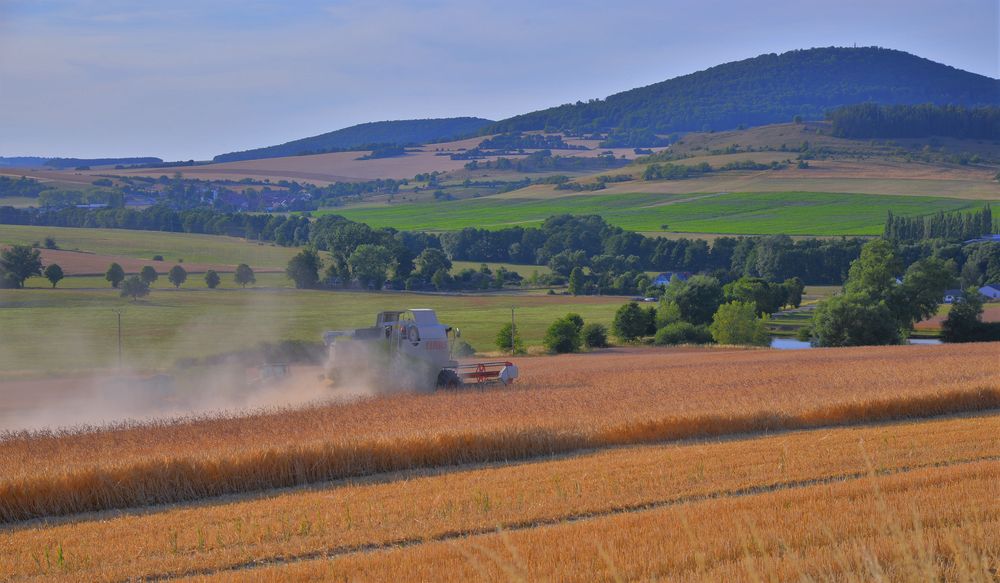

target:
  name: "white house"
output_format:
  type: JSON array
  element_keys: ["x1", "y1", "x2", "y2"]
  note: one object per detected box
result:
[
  {"x1": 652, "y1": 271, "x2": 691, "y2": 287},
  {"x1": 980, "y1": 284, "x2": 1000, "y2": 300}
]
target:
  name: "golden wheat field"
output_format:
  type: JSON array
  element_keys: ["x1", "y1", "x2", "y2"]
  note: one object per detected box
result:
[
  {"x1": 222, "y1": 461, "x2": 998, "y2": 583},
  {"x1": 0, "y1": 344, "x2": 998, "y2": 582},
  {"x1": 1, "y1": 414, "x2": 996, "y2": 581},
  {"x1": 1, "y1": 344, "x2": 998, "y2": 523}
]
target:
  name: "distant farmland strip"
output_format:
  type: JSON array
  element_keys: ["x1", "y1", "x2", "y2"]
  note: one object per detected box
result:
[{"x1": 327, "y1": 191, "x2": 992, "y2": 234}]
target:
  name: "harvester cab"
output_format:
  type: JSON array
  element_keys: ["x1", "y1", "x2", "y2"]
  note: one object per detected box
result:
[{"x1": 323, "y1": 309, "x2": 518, "y2": 391}]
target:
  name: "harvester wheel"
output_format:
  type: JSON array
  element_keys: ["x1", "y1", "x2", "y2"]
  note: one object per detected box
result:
[{"x1": 436, "y1": 369, "x2": 462, "y2": 390}]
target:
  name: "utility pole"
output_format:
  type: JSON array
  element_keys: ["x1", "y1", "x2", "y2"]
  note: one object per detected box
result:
[
  {"x1": 510, "y1": 306, "x2": 516, "y2": 356},
  {"x1": 112, "y1": 308, "x2": 123, "y2": 370}
]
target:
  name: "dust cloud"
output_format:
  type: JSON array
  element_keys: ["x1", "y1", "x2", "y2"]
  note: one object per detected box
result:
[{"x1": 0, "y1": 292, "x2": 383, "y2": 435}]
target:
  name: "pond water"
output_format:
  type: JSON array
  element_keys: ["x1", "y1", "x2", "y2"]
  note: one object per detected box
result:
[
  {"x1": 770, "y1": 338, "x2": 812, "y2": 350},
  {"x1": 770, "y1": 337, "x2": 942, "y2": 350}
]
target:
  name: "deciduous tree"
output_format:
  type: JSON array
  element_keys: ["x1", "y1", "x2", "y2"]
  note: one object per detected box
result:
[
  {"x1": 44, "y1": 263, "x2": 64, "y2": 288},
  {"x1": 349, "y1": 244, "x2": 394, "y2": 290},
  {"x1": 105, "y1": 262, "x2": 125, "y2": 288},
  {"x1": 168, "y1": 265, "x2": 188, "y2": 288},
  {"x1": 234, "y1": 263, "x2": 255, "y2": 288},
  {"x1": 140, "y1": 265, "x2": 158, "y2": 286},
  {"x1": 0, "y1": 245, "x2": 42, "y2": 288},
  {"x1": 120, "y1": 275, "x2": 150, "y2": 301},
  {"x1": 286, "y1": 249, "x2": 321, "y2": 289}
]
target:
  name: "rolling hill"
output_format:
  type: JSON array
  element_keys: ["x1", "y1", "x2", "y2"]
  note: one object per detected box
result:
[
  {"x1": 213, "y1": 117, "x2": 494, "y2": 163},
  {"x1": 487, "y1": 47, "x2": 1000, "y2": 138}
]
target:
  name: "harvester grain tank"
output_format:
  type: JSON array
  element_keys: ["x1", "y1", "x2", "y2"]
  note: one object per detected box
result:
[{"x1": 322, "y1": 309, "x2": 517, "y2": 391}]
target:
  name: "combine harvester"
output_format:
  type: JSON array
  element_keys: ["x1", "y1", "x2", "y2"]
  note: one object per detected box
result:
[{"x1": 323, "y1": 309, "x2": 518, "y2": 391}]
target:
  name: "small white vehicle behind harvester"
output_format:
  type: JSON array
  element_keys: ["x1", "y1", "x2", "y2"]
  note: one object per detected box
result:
[{"x1": 322, "y1": 309, "x2": 518, "y2": 391}]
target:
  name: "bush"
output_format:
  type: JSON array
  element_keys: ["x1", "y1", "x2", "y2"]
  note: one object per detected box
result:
[
  {"x1": 709, "y1": 301, "x2": 770, "y2": 346},
  {"x1": 564, "y1": 313, "x2": 584, "y2": 331},
  {"x1": 613, "y1": 302, "x2": 651, "y2": 341},
  {"x1": 544, "y1": 317, "x2": 582, "y2": 353},
  {"x1": 654, "y1": 322, "x2": 713, "y2": 345},
  {"x1": 581, "y1": 323, "x2": 609, "y2": 348},
  {"x1": 655, "y1": 300, "x2": 682, "y2": 328},
  {"x1": 495, "y1": 322, "x2": 525, "y2": 354},
  {"x1": 452, "y1": 339, "x2": 477, "y2": 357}
]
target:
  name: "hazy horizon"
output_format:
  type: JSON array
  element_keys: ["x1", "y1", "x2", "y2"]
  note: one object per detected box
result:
[{"x1": 1, "y1": 0, "x2": 997, "y2": 160}]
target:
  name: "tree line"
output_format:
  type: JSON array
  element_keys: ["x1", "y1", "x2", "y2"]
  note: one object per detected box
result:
[
  {"x1": 828, "y1": 103, "x2": 1000, "y2": 140},
  {"x1": 0, "y1": 205, "x2": 314, "y2": 246},
  {"x1": 0, "y1": 241, "x2": 258, "y2": 294},
  {"x1": 4, "y1": 205, "x2": 997, "y2": 292},
  {"x1": 883, "y1": 205, "x2": 995, "y2": 242},
  {"x1": 0, "y1": 176, "x2": 52, "y2": 198}
]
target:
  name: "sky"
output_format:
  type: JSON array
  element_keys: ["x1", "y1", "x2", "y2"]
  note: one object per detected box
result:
[{"x1": 0, "y1": 0, "x2": 997, "y2": 161}]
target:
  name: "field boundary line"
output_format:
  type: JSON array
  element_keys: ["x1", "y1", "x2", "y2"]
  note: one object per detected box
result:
[{"x1": 139, "y1": 453, "x2": 1000, "y2": 581}]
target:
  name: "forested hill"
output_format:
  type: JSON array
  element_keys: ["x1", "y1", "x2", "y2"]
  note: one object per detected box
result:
[
  {"x1": 486, "y1": 47, "x2": 1000, "y2": 138},
  {"x1": 213, "y1": 117, "x2": 494, "y2": 162}
]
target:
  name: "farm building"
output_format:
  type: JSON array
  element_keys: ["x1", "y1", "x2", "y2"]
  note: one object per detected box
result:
[
  {"x1": 980, "y1": 284, "x2": 1000, "y2": 300},
  {"x1": 943, "y1": 289, "x2": 965, "y2": 303},
  {"x1": 652, "y1": 271, "x2": 691, "y2": 287}
]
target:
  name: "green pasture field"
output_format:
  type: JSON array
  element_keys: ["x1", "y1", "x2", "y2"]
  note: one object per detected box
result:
[
  {"x1": 324, "y1": 192, "x2": 691, "y2": 231},
  {"x1": 325, "y1": 191, "x2": 994, "y2": 235},
  {"x1": 0, "y1": 287, "x2": 627, "y2": 374},
  {"x1": 0, "y1": 225, "x2": 297, "y2": 269}
]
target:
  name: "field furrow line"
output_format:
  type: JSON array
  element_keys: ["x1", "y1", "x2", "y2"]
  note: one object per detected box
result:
[{"x1": 140, "y1": 453, "x2": 1000, "y2": 582}]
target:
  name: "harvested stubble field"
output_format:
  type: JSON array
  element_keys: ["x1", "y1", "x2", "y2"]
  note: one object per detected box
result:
[{"x1": 1, "y1": 344, "x2": 997, "y2": 525}]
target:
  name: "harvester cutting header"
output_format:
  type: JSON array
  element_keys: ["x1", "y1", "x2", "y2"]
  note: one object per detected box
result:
[{"x1": 323, "y1": 309, "x2": 518, "y2": 391}]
